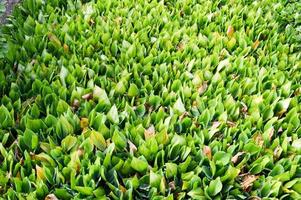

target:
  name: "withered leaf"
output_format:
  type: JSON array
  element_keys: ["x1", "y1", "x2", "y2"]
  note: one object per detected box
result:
[
  {"x1": 82, "y1": 93, "x2": 93, "y2": 100},
  {"x1": 241, "y1": 175, "x2": 258, "y2": 191},
  {"x1": 198, "y1": 82, "x2": 208, "y2": 95},
  {"x1": 231, "y1": 152, "x2": 244, "y2": 164},
  {"x1": 203, "y1": 145, "x2": 212, "y2": 159},
  {"x1": 45, "y1": 194, "x2": 58, "y2": 200},
  {"x1": 144, "y1": 125, "x2": 155, "y2": 140}
]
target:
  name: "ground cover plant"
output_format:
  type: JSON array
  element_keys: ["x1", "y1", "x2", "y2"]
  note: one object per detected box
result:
[{"x1": 0, "y1": 0, "x2": 300, "y2": 199}]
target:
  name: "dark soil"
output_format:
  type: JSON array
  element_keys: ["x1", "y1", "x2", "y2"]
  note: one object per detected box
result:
[{"x1": 0, "y1": 0, "x2": 19, "y2": 24}]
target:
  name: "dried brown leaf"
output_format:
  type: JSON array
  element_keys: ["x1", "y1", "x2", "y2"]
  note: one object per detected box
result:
[
  {"x1": 144, "y1": 125, "x2": 155, "y2": 140},
  {"x1": 177, "y1": 42, "x2": 185, "y2": 51},
  {"x1": 115, "y1": 17, "x2": 122, "y2": 24},
  {"x1": 82, "y1": 93, "x2": 93, "y2": 100},
  {"x1": 212, "y1": 121, "x2": 221, "y2": 129},
  {"x1": 45, "y1": 194, "x2": 58, "y2": 200},
  {"x1": 227, "y1": 121, "x2": 236, "y2": 127},
  {"x1": 268, "y1": 127, "x2": 274, "y2": 140},
  {"x1": 294, "y1": 88, "x2": 301, "y2": 96},
  {"x1": 179, "y1": 111, "x2": 189, "y2": 121},
  {"x1": 231, "y1": 152, "x2": 244, "y2": 164},
  {"x1": 278, "y1": 127, "x2": 283, "y2": 133},
  {"x1": 273, "y1": 146, "x2": 282, "y2": 159},
  {"x1": 72, "y1": 99, "x2": 80, "y2": 109},
  {"x1": 254, "y1": 133, "x2": 264, "y2": 146},
  {"x1": 241, "y1": 102, "x2": 248, "y2": 114},
  {"x1": 128, "y1": 140, "x2": 137, "y2": 153},
  {"x1": 198, "y1": 82, "x2": 208, "y2": 95},
  {"x1": 241, "y1": 175, "x2": 258, "y2": 191},
  {"x1": 77, "y1": 148, "x2": 84, "y2": 157},
  {"x1": 169, "y1": 181, "x2": 176, "y2": 191},
  {"x1": 203, "y1": 145, "x2": 212, "y2": 160}
]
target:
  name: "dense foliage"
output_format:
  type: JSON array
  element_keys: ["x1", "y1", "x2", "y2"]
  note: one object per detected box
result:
[{"x1": 0, "y1": 0, "x2": 300, "y2": 199}]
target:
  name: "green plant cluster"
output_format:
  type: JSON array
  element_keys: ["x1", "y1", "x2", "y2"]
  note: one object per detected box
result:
[{"x1": 0, "y1": 0, "x2": 300, "y2": 199}]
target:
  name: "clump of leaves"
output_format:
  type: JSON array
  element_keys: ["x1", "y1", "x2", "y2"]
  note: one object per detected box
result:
[{"x1": 0, "y1": 0, "x2": 300, "y2": 199}]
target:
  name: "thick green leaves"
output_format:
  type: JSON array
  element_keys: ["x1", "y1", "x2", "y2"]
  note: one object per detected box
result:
[
  {"x1": 107, "y1": 105, "x2": 119, "y2": 124},
  {"x1": 131, "y1": 157, "x2": 148, "y2": 173},
  {"x1": 128, "y1": 83, "x2": 139, "y2": 97},
  {"x1": 93, "y1": 86, "x2": 111, "y2": 108},
  {"x1": 19, "y1": 129, "x2": 39, "y2": 150},
  {"x1": 207, "y1": 177, "x2": 223, "y2": 197},
  {"x1": 0, "y1": 105, "x2": 13, "y2": 128},
  {"x1": 173, "y1": 97, "x2": 185, "y2": 114},
  {"x1": 0, "y1": 0, "x2": 300, "y2": 199},
  {"x1": 90, "y1": 130, "x2": 106, "y2": 150},
  {"x1": 165, "y1": 163, "x2": 177, "y2": 178},
  {"x1": 61, "y1": 135, "x2": 77, "y2": 152},
  {"x1": 213, "y1": 151, "x2": 231, "y2": 166}
]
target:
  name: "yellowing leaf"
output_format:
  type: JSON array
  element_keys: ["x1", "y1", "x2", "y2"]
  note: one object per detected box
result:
[
  {"x1": 90, "y1": 130, "x2": 106, "y2": 150},
  {"x1": 80, "y1": 118, "x2": 89, "y2": 129},
  {"x1": 252, "y1": 40, "x2": 260, "y2": 49},
  {"x1": 36, "y1": 165, "x2": 45, "y2": 180},
  {"x1": 48, "y1": 33, "x2": 62, "y2": 48},
  {"x1": 227, "y1": 25, "x2": 234, "y2": 37}
]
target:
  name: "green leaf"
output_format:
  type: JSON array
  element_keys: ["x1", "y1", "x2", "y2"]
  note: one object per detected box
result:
[
  {"x1": 131, "y1": 157, "x2": 148, "y2": 173},
  {"x1": 25, "y1": 118, "x2": 46, "y2": 132},
  {"x1": 221, "y1": 166, "x2": 240, "y2": 182},
  {"x1": 149, "y1": 95, "x2": 162, "y2": 108},
  {"x1": 56, "y1": 116, "x2": 74, "y2": 139},
  {"x1": 292, "y1": 139, "x2": 301, "y2": 154},
  {"x1": 115, "y1": 81, "x2": 127, "y2": 95},
  {"x1": 103, "y1": 143, "x2": 115, "y2": 168},
  {"x1": 57, "y1": 99, "x2": 69, "y2": 115},
  {"x1": 112, "y1": 130, "x2": 127, "y2": 150},
  {"x1": 54, "y1": 189, "x2": 73, "y2": 199},
  {"x1": 171, "y1": 79, "x2": 182, "y2": 92},
  {"x1": 173, "y1": 97, "x2": 185, "y2": 114},
  {"x1": 150, "y1": 171, "x2": 162, "y2": 188},
  {"x1": 274, "y1": 98, "x2": 291, "y2": 116},
  {"x1": 93, "y1": 86, "x2": 111, "y2": 108},
  {"x1": 0, "y1": 105, "x2": 14, "y2": 128},
  {"x1": 213, "y1": 151, "x2": 231, "y2": 166},
  {"x1": 292, "y1": 182, "x2": 301, "y2": 193},
  {"x1": 61, "y1": 135, "x2": 77, "y2": 152},
  {"x1": 199, "y1": 109, "x2": 211, "y2": 126},
  {"x1": 243, "y1": 142, "x2": 261, "y2": 155},
  {"x1": 74, "y1": 186, "x2": 93, "y2": 195},
  {"x1": 128, "y1": 83, "x2": 139, "y2": 97},
  {"x1": 90, "y1": 130, "x2": 106, "y2": 150},
  {"x1": 165, "y1": 163, "x2": 178, "y2": 178},
  {"x1": 22, "y1": 128, "x2": 39, "y2": 150},
  {"x1": 107, "y1": 105, "x2": 119, "y2": 124},
  {"x1": 207, "y1": 177, "x2": 223, "y2": 197}
]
